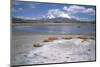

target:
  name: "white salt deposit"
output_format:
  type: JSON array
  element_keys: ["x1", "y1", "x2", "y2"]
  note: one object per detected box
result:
[{"x1": 12, "y1": 39, "x2": 95, "y2": 65}]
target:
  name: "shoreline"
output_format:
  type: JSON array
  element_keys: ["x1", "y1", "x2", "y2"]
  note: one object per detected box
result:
[
  {"x1": 11, "y1": 32, "x2": 95, "y2": 53},
  {"x1": 12, "y1": 32, "x2": 95, "y2": 36},
  {"x1": 12, "y1": 22, "x2": 95, "y2": 26}
]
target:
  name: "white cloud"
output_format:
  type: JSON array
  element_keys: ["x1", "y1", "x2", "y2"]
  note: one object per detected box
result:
[
  {"x1": 29, "y1": 4, "x2": 36, "y2": 8},
  {"x1": 63, "y1": 5, "x2": 85, "y2": 14},
  {"x1": 31, "y1": 6, "x2": 36, "y2": 8},
  {"x1": 13, "y1": 1, "x2": 20, "y2": 6},
  {"x1": 18, "y1": 8, "x2": 23, "y2": 11},
  {"x1": 15, "y1": 16, "x2": 36, "y2": 20},
  {"x1": 47, "y1": 9, "x2": 71, "y2": 19},
  {"x1": 12, "y1": 7, "x2": 23, "y2": 12},
  {"x1": 46, "y1": 5, "x2": 95, "y2": 21},
  {"x1": 82, "y1": 8, "x2": 95, "y2": 15},
  {"x1": 63, "y1": 5, "x2": 95, "y2": 14},
  {"x1": 71, "y1": 16, "x2": 93, "y2": 21}
]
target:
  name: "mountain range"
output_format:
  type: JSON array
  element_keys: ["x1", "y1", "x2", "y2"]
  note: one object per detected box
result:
[{"x1": 12, "y1": 17, "x2": 95, "y2": 23}]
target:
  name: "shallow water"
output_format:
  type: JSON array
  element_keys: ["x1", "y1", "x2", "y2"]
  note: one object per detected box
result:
[{"x1": 12, "y1": 24, "x2": 95, "y2": 35}]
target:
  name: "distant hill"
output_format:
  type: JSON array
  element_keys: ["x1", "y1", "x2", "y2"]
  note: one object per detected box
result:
[{"x1": 12, "y1": 17, "x2": 96, "y2": 23}]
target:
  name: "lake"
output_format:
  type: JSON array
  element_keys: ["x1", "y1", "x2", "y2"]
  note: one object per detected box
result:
[{"x1": 12, "y1": 24, "x2": 95, "y2": 35}]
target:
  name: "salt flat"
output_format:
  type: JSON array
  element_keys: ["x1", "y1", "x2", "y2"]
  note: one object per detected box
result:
[{"x1": 11, "y1": 34, "x2": 95, "y2": 66}]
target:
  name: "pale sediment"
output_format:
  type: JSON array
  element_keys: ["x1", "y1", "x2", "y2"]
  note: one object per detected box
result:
[{"x1": 11, "y1": 32, "x2": 96, "y2": 66}]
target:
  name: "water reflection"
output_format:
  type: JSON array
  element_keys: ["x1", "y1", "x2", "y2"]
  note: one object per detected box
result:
[{"x1": 12, "y1": 24, "x2": 95, "y2": 35}]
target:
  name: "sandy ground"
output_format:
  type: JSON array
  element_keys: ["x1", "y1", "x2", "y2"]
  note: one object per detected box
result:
[{"x1": 11, "y1": 32, "x2": 96, "y2": 66}]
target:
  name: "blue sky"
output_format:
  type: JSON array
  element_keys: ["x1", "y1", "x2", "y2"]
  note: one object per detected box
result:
[{"x1": 12, "y1": 1, "x2": 96, "y2": 21}]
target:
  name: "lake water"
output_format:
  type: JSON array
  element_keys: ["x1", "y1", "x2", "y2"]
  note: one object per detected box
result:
[{"x1": 12, "y1": 24, "x2": 95, "y2": 35}]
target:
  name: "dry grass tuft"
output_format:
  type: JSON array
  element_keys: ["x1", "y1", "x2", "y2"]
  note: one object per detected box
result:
[
  {"x1": 77, "y1": 36, "x2": 88, "y2": 42},
  {"x1": 90, "y1": 37, "x2": 95, "y2": 40},
  {"x1": 43, "y1": 40, "x2": 51, "y2": 42},
  {"x1": 48, "y1": 37, "x2": 58, "y2": 40},
  {"x1": 33, "y1": 43, "x2": 42, "y2": 47},
  {"x1": 62, "y1": 37, "x2": 72, "y2": 40},
  {"x1": 77, "y1": 36, "x2": 88, "y2": 39},
  {"x1": 43, "y1": 37, "x2": 58, "y2": 42}
]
